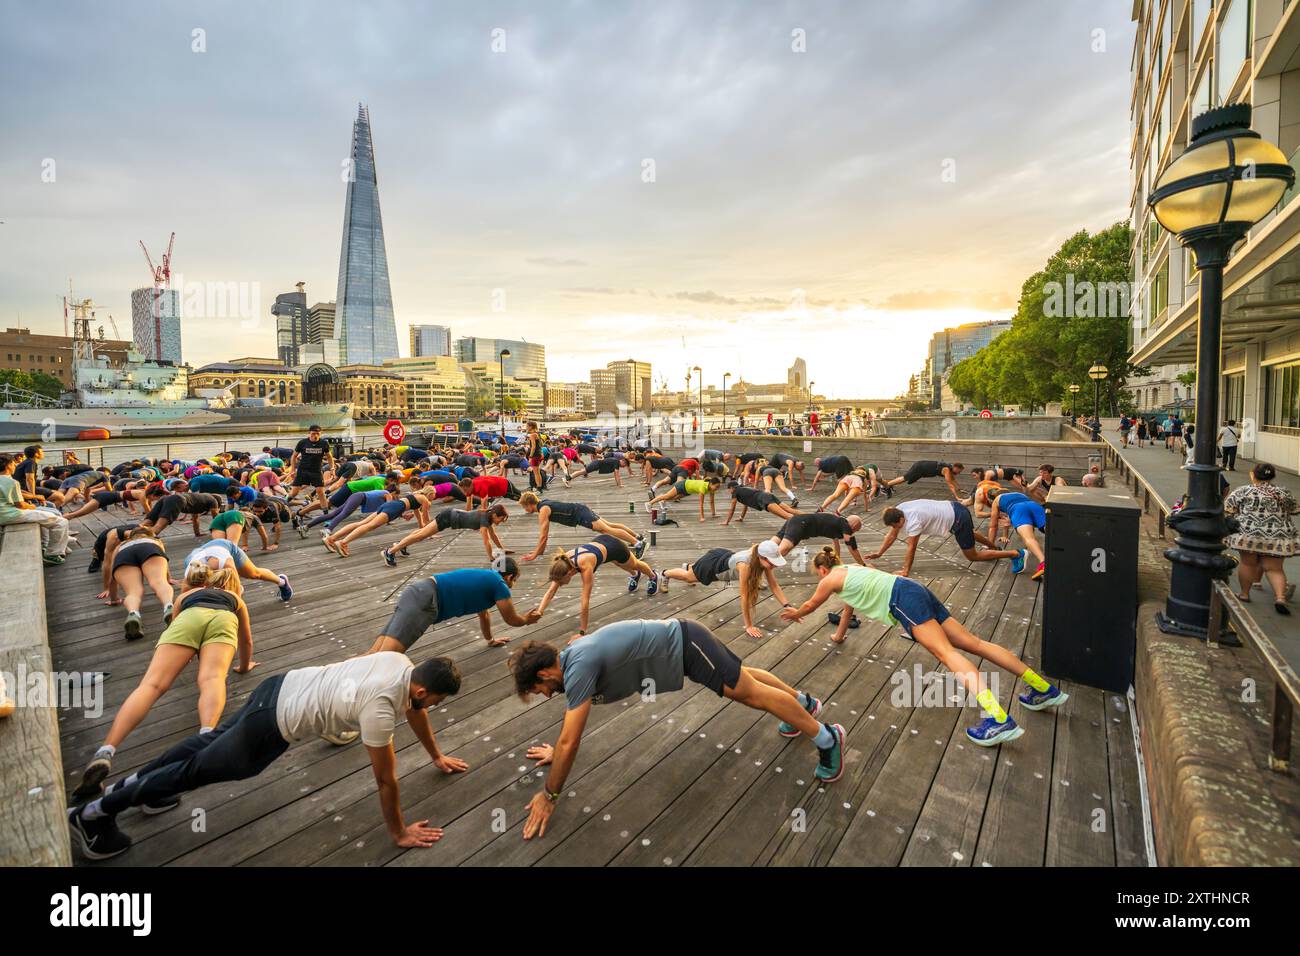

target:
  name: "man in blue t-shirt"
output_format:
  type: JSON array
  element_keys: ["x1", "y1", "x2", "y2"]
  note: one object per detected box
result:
[
  {"x1": 368, "y1": 560, "x2": 541, "y2": 654},
  {"x1": 988, "y1": 489, "x2": 1048, "y2": 581}
]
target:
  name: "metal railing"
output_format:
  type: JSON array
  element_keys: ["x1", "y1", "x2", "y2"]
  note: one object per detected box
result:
[
  {"x1": 1101, "y1": 439, "x2": 1173, "y2": 538},
  {"x1": 1208, "y1": 581, "x2": 1298, "y2": 772},
  {"x1": 1104, "y1": 437, "x2": 1299, "y2": 772}
]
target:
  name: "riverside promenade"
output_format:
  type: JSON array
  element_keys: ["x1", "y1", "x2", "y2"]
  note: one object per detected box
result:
[{"x1": 40, "y1": 465, "x2": 1144, "y2": 867}]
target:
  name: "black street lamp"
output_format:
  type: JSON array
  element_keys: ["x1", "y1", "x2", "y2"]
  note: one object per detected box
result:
[
  {"x1": 1088, "y1": 362, "x2": 1108, "y2": 442},
  {"x1": 1068, "y1": 383, "x2": 1081, "y2": 421},
  {"x1": 693, "y1": 365, "x2": 702, "y2": 432},
  {"x1": 498, "y1": 348, "x2": 511, "y2": 441},
  {"x1": 722, "y1": 372, "x2": 731, "y2": 431},
  {"x1": 1149, "y1": 103, "x2": 1294, "y2": 637}
]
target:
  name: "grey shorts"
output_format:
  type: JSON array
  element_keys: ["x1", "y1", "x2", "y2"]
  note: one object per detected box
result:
[{"x1": 381, "y1": 577, "x2": 440, "y2": 650}]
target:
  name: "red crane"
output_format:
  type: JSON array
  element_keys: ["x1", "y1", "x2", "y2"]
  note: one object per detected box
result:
[{"x1": 139, "y1": 232, "x2": 175, "y2": 361}]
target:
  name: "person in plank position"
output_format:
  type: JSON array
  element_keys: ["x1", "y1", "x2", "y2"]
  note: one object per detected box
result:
[
  {"x1": 382, "y1": 504, "x2": 510, "y2": 565},
  {"x1": 368, "y1": 561, "x2": 541, "y2": 653},
  {"x1": 508, "y1": 619, "x2": 846, "y2": 839},
  {"x1": 769, "y1": 511, "x2": 866, "y2": 565},
  {"x1": 782, "y1": 549, "x2": 1067, "y2": 745},
  {"x1": 517, "y1": 492, "x2": 645, "y2": 561},
  {"x1": 67, "y1": 654, "x2": 466, "y2": 860},
  {"x1": 883, "y1": 460, "x2": 965, "y2": 500},
  {"x1": 723, "y1": 481, "x2": 799, "y2": 524},
  {"x1": 661, "y1": 540, "x2": 796, "y2": 637},
  {"x1": 870, "y1": 499, "x2": 1025, "y2": 577}
]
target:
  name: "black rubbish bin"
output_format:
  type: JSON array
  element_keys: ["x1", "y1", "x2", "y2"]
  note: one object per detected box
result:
[{"x1": 1041, "y1": 485, "x2": 1141, "y2": 693}]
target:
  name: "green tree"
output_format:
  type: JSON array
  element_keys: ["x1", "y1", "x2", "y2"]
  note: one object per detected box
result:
[
  {"x1": 946, "y1": 222, "x2": 1142, "y2": 414},
  {"x1": 0, "y1": 368, "x2": 63, "y2": 400},
  {"x1": 503, "y1": 396, "x2": 525, "y2": 414}
]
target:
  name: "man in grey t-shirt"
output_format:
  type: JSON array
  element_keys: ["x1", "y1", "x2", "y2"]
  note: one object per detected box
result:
[{"x1": 507, "y1": 619, "x2": 846, "y2": 841}]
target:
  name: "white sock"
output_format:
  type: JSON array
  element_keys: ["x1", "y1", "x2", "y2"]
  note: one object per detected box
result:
[
  {"x1": 200, "y1": 726, "x2": 214, "y2": 734},
  {"x1": 81, "y1": 798, "x2": 106, "y2": 820},
  {"x1": 94, "y1": 744, "x2": 116, "y2": 760}
]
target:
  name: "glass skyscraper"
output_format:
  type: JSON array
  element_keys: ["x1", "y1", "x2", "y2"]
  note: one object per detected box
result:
[{"x1": 334, "y1": 104, "x2": 399, "y2": 366}]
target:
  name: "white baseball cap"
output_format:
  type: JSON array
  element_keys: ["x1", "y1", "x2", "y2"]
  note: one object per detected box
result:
[{"x1": 757, "y1": 540, "x2": 786, "y2": 566}]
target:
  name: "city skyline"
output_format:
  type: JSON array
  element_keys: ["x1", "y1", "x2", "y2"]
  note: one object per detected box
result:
[{"x1": 0, "y1": 1, "x2": 1131, "y2": 398}]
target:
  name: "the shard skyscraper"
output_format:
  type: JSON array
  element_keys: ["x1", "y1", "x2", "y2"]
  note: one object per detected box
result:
[{"x1": 333, "y1": 104, "x2": 399, "y2": 366}]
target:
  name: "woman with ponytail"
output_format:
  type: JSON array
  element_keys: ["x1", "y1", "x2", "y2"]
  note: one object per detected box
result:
[
  {"x1": 537, "y1": 535, "x2": 661, "y2": 635},
  {"x1": 662, "y1": 540, "x2": 795, "y2": 637},
  {"x1": 71, "y1": 560, "x2": 256, "y2": 803},
  {"x1": 781, "y1": 548, "x2": 1067, "y2": 746}
]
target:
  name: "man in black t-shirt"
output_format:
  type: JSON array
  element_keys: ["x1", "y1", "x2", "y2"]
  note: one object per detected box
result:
[
  {"x1": 769, "y1": 511, "x2": 865, "y2": 565},
  {"x1": 288, "y1": 424, "x2": 334, "y2": 521}
]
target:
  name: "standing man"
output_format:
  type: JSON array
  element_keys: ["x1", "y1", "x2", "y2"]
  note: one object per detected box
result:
[
  {"x1": 287, "y1": 424, "x2": 334, "y2": 522},
  {"x1": 509, "y1": 620, "x2": 846, "y2": 839},
  {"x1": 1218, "y1": 419, "x2": 1240, "y2": 472}
]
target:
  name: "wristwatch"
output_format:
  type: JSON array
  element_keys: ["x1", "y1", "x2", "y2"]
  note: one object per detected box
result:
[{"x1": 545, "y1": 789, "x2": 560, "y2": 803}]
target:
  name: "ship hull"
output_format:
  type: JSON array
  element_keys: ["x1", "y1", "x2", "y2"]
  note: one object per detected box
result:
[{"x1": 0, "y1": 404, "x2": 354, "y2": 442}]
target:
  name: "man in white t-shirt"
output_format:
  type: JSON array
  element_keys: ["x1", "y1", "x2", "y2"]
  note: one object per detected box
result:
[
  {"x1": 869, "y1": 499, "x2": 1024, "y2": 577},
  {"x1": 1217, "y1": 419, "x2": 1240, "y2": 472},
  {"x1": 67, "y1": 653, "x2": 465, "y2": 861}
]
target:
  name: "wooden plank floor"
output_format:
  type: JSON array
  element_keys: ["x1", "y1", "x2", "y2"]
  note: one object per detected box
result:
[{"x1": 44, "y1": 468, "x2": 1145, "y2": 866}]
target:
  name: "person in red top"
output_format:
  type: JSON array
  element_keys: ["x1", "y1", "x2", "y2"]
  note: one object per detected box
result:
[
  {"x1": 459, "y1": 474, "x2": 522, "y2": 509},
  {"x1": 767, "y1": 412, "x2": 773, "y2": 426},
  {"x1": 809, "y1": 412, "x2": 819, "y2": 435}
]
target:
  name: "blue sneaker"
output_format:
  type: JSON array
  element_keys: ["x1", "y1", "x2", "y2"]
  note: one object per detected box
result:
[
  {"x1": 627, "y1": 572, "x2": 641, "y2": 592},
  {"x1": 277, "y1": 575, "x2": 293, "y2": 602},
  {"x1": 779, "y1": 694, "x2": 822, "y2": 737},
  {"x1": 1018, "y1": 683, "x2": 1068, "y2": 711},
  {"x1": 633, "y1": 536, "x2": 647, "y2": 559},
  {"x1": 646, "y1": 572, "x2": 660, "y2": 596},
  {"x1": 381, "y1": 548, "x2": 397, "y2": 568},
  {"x1": 965, "y1": 716, "x2": 1024, "y2": 747},
  {"x1": 1010, "y1": 549, "x2": 1026, "y2": 575},
  {"x1": 814, "y1": 723, "x2": 846, "y2": 782}
]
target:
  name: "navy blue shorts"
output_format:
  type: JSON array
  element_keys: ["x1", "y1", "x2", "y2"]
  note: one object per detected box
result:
[
  {"x1": 950, "y1": 500, "x2": 976, "y2": 550},
  {"x1": 378, "y1": 499, "x2": 408, "y2": 521},
  {"x1": 888, "y1": 576, "x2": 951, "y2": 640}
]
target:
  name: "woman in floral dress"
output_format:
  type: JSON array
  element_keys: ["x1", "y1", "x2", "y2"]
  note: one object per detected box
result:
[{"x1": 1224, "y1": 462, "x2": 1300, "y2": 615}]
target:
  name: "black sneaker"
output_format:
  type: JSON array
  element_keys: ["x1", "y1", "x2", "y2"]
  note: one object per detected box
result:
[
  {"x1": 67, "y1": 808, "x2": 132, "y2": 860},
  {"x1": 72, "y1": 754, "x2": 113, "y2": 802},
  {"x1": 381, "y1": 548, "x2": 397, "y2": 568},
  {"x1": 87, "y1": 557, "x2": 102, "y2": 574},
  {"x1": 140, "y1": 796, "x2": 180, "y2": 815}
]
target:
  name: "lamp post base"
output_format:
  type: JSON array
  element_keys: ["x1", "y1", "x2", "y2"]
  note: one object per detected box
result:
[{"x1": 1153, "y1": 610, "x2": 1241, "y2": 645}]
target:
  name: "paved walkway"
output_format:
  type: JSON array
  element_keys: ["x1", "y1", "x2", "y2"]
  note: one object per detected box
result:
[{"x1": 1103, "y1": 425, "x2": 1300, "y2": 655}]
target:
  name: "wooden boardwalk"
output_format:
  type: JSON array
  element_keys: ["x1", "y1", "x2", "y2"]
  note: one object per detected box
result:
[{"x1": 45, "y1": 470, "x2": 1146, "y2": 866}]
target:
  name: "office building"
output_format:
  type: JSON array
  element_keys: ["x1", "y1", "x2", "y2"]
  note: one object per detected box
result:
[
  {"x1": 129, "y1": 287, "x2": 182, "y2": 364},
  {"x1": 272, "y1": 283, "x2": 309, "y2": 368},
  {"x1": 410, "y1": 324, "x2": 452, "y2": 357}
]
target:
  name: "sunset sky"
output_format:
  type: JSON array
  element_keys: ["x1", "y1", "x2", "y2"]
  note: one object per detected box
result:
[{"x1": 0, "y1": 0, "x2": 1132, "y2": 398}]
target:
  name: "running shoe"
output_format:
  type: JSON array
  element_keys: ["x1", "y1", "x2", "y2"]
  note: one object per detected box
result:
[
  {"x1": 381, "y1": 548, "x2": 397, "y2": 568},
  {"x1": 647, "y1": 573, "x2": 659, "y2": 596},
  {"x1": 321, "y1": 731, "x2": 359, "y2": 746},
  {"x1": 1018, "y1": 684, "x2": 1068, "y2": 711},
  {"x1": 162, "y1": 603, "x2": 174, "y2": 626},
  {"x1": 1031, "y1": 562, "x2": 1046, "y2": 581},
  {"x1": 646, "y1": 488, "x2": 655, "y2": 501},
  {"x1": 43, "y1": 554, "x2": 65, "y2": 567},
  {"x1": 884, "y1": 485, "x2": 894, "y2": 498},
  {"x1": 277, "y1": 575, "x2": 293, "y2": 601},
  {"x1": 71, "y1": 757, "x2": 112, "y2": 803},
  {"x1": 67, "y1": 808, "x2": 131, "y2": 861},
  {"x1": 627, "y1": 572, "x2": 641, "y2": 592},
  {"x1": 321, "y1": 530, "x2": 337, "y2": 554},
  {"x1": 633, "y1": 536, "x2": 647, "y2": 559},
  {"x1": 814, "y1": 723, "x2": 846, "y2": 782},
  {"x1": 140, "y1": 796, "x2": 180, "y2": 815},
  {"x1": 123, "y1": 610, "x2": 143, "y2": 641},
  {"x1": 779, "y1": 694, "x2": 823, "y2": 737},
  {"x1": 1009, "y1": 549, "x2": 1027, "y2": 575},
  {"x1": 87, "y1": 557, "x2": 102, "y2": 574},
  {"x1": 295, "y1": 515, "x2": 308, "y2": 539},
  {"x1": 656, "y1": 569, "x2": 668, "y2": 593},
  {"x1": 400, "y1": 547, "x2": 410, "y2": 557},
  {"x1": 966, "y1": 716, "x2": 1024, "y2": 746},
  {"x1": 826, "y1": 610, "x2": 860, "y2": 628},
  {"x1": 790, "y1": 497, "x2": 799, "y2": 509}
]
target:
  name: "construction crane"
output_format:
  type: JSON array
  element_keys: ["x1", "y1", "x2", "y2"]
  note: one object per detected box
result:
[{"x1": 139, "y1": 232, "x2": 176, "y2": 361}]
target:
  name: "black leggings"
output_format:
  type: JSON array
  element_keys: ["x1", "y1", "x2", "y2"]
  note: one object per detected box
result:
[{"x1": 100, "y1": 675, "x2": 289, "y2": 817}]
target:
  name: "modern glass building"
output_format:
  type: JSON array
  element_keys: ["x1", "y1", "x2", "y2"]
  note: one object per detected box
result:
[
  {"x1": 272, "y1": 284, "x2": 308, "y2": 367},
  {"x1": 334, "y1": 104, "x2": 399, "y2": 367},
  {"x1": 454, "y1": 337, "x2": 546, "y2": 380},
  {"x1": 927, "y1": 321, "x2": 1010, "y2": 408},
  {"x1": 129, "y1": 287, "x2": 182, "y2": 365},
  {"x1": 1129, "y1": 1, "x2": 1300, "y2": 469},
  {"x1": 410, "y1": 324, "x2": 452, "y2": 357}
]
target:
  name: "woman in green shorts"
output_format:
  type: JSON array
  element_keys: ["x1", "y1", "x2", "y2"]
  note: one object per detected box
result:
[
  {"x1": 70, "y1": 563, "x2": 256, "y2": 802},
  {"x1": 209, "y1": 508, "x2": 248, "y2": 547},
  {"x1": 781, "y1": 548, "x2": 1067, "y2": 746}
]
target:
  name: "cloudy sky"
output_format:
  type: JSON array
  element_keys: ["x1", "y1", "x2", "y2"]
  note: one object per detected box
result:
[{"x1": 0, "y1": 0, "x2": 1132, "y2": 399}]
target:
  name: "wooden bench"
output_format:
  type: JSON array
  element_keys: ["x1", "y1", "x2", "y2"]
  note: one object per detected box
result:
[{"x1": 0, "y1": 524, "x2": 72, "y2": 866}]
